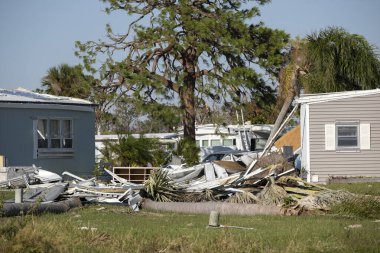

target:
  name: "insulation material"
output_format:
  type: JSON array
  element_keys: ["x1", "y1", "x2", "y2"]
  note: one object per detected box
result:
[{"x1": 274, "y1": 125, "x2": 301, "y2": 151}]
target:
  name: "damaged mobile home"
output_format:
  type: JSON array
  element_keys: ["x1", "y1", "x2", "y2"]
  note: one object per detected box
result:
[
  {"x1": 0, "y1": 88, "x2": 96, "y2": 176},
  {"x1": 298, "y1": 89, "x2": 380, "y2": 183}
]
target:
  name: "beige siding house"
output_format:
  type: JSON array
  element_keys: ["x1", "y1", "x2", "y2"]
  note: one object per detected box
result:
[{"x1": 298, "y1": 89, "x2": 380, "y2": 183}]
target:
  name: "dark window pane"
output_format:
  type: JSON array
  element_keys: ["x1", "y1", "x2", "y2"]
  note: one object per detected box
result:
[
  {"x1": 337, "y1": 125, "x2": 358, "y2": 148},
  {"x1": 63, "y1": 139, "x2": 72, "y2": 148},
  {"x1": 38, "y1": 139, "x2": 48, "y2": 148},
  {"x1": 50, "y1": 120, "x2": 60, "y2": 139},
  {"x1": 63, "y1": 120, "x2": 72, "y2": 138},
  {"x1": 338, "y1": 138, "x2": 357, "y2": 147},
  {"x1": 51, "y1": 139, "x2": 61, "y2": 148},
  {"x1": 337, "y1": 126, "x2": 357, "y2": 137}
]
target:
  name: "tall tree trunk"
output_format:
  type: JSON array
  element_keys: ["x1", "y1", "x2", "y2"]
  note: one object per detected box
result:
[
  {"x1": 267, "y1": 95, "x2": 294, "y2": 143},
  {"x1": 267, "y1": 67, "x2": 299, "y2": 144},
  {"x1": 181, "y1": 69, "x2": 196, "y2": 141}
]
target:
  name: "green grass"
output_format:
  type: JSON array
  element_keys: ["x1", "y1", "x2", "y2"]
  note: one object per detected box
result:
[
  {"x1": 0, "y1": 190, "x2": 15, "y2": 201},
  {"x1": 325, "y1": 182, "x2": 380, "y2": 219},
  {"x1": 1, "y1": 183, "x2": 380, "y2": 252},
  {"x1": 1, "y1": 204, "x2": 380, "y2": 253},
  {"x1": 327, "y1": 182, "x2": 380, "y2": 196}
]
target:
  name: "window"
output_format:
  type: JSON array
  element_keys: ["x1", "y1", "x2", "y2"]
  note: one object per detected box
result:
[
  {"x1": 211, "y1": 139, "x2": 221, "y2": 146},
  {"x1": 255, "y1": 138, "x2": 267, "y2": 151},
  {"x1": 34, "y1": 118, "x2": 74, "y2": 158},
  {"x1": 336, "y1": 124, "x2": 359, "y2": 148},
  {"x1": 201, "y1": 140, "x2": 209, "y2": 147},
  {"x1": 325, "y1": 122, "x2": 371, "y2": 151},
  {"x1": 223, "y1": 139, "x2": 233, "y2": 146}
]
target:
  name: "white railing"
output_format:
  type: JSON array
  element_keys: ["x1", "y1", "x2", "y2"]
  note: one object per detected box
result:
[{"x1": 112, "y1": 167, "x2": 160, "y2": 184}]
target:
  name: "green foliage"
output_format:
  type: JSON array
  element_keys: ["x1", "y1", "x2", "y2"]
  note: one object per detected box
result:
[
  {"x1": 38, "y1": 64, "x2": 98, "y2": 100},
  {"x1": 270, "y1": 27, "x2": 380, "y2": 141},
  {"x1": 330, "y1": 195, "x2": 380, "y2": 219},
  {"x1": 327, "y1": 182, "x2": 380, "y2": 196},
  {"x1": 303, "y1": 27, "x2": 380, "y2": 93},
  {"x1": 99, "y1": 135, "x2": 166, "y2": 167},
  {"x1": 0, "y1": 216, "x2": 28, "y2": 240},
  {"x1": 144, "y1": 170, "x2": 177, "y2": 202},
  {"x1": 175, "y1": 138, "x2": 200, "y2": 166},
  {"x1": 76, "y1": 0, "x2": 289, "y2": 139},
  {"x1": 141, "y1": 102, "x2": 181, "y2": 133}
]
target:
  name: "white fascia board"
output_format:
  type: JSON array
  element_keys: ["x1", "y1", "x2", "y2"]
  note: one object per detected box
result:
[
  {"x1": 297, "y1": 89, "x2": 380, "y2": 105},
  {"x1": 300, "y1": 104, "x2": 311, "y2": 182},
  {"x1": 0, "y1": 102, "x2": 94, "y2": 112},
  {"x1": 305, "y1": 104, "x2": 311, "y2": 182}
]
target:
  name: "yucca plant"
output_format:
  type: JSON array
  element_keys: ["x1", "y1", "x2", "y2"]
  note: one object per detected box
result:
[{"x1": 144, "y1": 170, "x2": 178, "y2": 202}]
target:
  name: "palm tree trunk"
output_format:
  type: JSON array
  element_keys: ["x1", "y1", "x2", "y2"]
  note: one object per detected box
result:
[
  {"x1": 267, "y1": 67, "x2": 299, "y2": 145},
  {"x1": 267, "y1": 95, "x2": 294, "y2": 143}
]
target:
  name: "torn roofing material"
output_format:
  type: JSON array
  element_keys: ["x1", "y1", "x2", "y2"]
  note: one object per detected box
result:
[{"x1": 0, "y1": 87, "x2": 95, "y2": 106}]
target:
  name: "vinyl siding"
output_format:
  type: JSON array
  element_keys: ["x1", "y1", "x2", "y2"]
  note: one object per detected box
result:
[
  {"x1": 309, "y1": 93, "x2": 380, "y2": 183},
  {"x1": 0, "y1": 106, "x2": 95, "y2": 177}
]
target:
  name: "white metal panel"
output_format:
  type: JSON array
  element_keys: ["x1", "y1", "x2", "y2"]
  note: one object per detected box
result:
[
  {"x1": 325, "y1": 124, "x2": 335, "y2": 150},
  {"x1": 204, "y1": 163, "x2": 216, "y2": 181},
  {"x1": 360, "y1": 123, "x2": 371, "y2": 150},
  {"x1": 213, "y1": 163, "x2": 228, "y2": 179},
  {"x1": 301, "y1": 104, "x2": 311, "y2": 182}
]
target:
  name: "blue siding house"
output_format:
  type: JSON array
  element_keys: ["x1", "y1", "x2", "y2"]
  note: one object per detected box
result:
[{"x1": 0, "y1": 88, "x2": 96, "y2": 176}]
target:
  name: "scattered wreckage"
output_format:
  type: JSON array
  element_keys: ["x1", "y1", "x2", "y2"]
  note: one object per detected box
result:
[
  {"x1": 0, "y1": 107, "x2": 356, "y2": 217},
  {"x1": 142, "y1": 105, "x2": 355, "y2": 215},
  {"x1": 0, "y1": 166, "x2": 142, "y2": 217}
]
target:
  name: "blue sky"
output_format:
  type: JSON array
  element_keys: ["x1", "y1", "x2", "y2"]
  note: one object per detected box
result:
[{"x1": 1, "y1": 0, "x2": 379, "y2": 91}]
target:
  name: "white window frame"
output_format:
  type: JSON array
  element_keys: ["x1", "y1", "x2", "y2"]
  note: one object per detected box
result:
[
  {"x1": 33, "y1": 118, "x2": 74, "y2": 158},
  {"x1": 335, "y1": 122, "x2": 359, "y2": 150}
]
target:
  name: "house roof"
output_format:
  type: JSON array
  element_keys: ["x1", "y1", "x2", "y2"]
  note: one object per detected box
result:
[
  {"x1": 297, "y1": 88, "x2": 380, "y2": 104},
  {"x1": 0, "y1": 87, "x2": 94, "y2": 106},
  {"x1": 176, "y1": 124, "x2": 272, "y2": 135},
  {"x1": 95, "y1": 133, "x2": 179, "y2": 141}
]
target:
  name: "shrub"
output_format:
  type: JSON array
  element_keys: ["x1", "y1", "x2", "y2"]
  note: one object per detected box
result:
[
  {"x1": 99, "y1": 135, "x2": 166, "y2": 167},
  {"x1": 175, "y1": 138, "x2": 200, "y2": 166},
  {"x1": 330, "y1": 195, "x2": 380, "y2": 219}
]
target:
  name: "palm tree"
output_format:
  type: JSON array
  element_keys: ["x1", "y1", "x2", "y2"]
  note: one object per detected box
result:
[
  {"x1": 40, "y1": 64, "x2": 95, "y2": 99},
  {"x1": 268, "y1": 27, "x2": 380, "y2": 143}
]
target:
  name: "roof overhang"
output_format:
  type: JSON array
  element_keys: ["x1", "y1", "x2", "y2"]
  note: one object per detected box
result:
[{"x1": 297, "y1": 88, "x2": 380, "y2": 105}]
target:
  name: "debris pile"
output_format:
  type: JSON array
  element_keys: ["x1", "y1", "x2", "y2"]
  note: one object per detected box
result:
[
  {"x1": 62, "y1": 169, "x2": 142, "y2": 211},
  {"x1": 0, "y1": 166, "x2": 143, "y2": 216},
  {"x1": 143, "y1": 151, "x2": 352, "y2": 215}
]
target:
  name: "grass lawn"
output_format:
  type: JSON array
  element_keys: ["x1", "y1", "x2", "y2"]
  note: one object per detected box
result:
[
  {"x1": 1, "y1": 182, "x2": 380, "y2": 253},
  {"x1": 327, "y1": 182, "x2": 380, "y2": 196}
]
